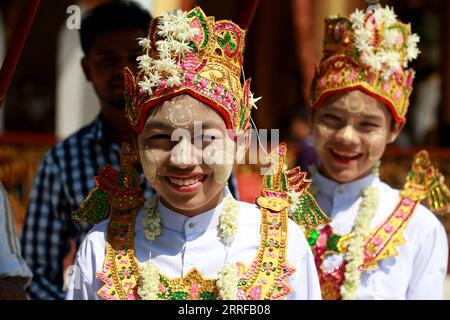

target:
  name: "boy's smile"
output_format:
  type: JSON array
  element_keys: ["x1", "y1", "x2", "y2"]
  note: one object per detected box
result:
[{"x1": 311, "y1": 90, "x2": 404, "y2": 183}]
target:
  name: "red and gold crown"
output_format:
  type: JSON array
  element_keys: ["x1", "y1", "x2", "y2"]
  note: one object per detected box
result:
[
  {"x1": 310, "y1": 5, "x2": 420, "y2": 123},
  {"x1": 124, "y1": 6, "x2": 258, "y2": 134}
]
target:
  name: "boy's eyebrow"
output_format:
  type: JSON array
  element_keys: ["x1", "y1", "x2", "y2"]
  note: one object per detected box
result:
[
  {"x1": 144, "y1": 119, "x2": 222, "y2": 131},
  {"x1": 145, "y1": 120, "x2": 173, "y2": 131},
  {"x1": 360, "y1": 114, "x2": 384, "y2": 122},
  {"x1": 198, "y1": 120, "x2": 221, "y2": 129},
  {"x1": 325, "y1": 105, "x2": 384, "y2": 121}
]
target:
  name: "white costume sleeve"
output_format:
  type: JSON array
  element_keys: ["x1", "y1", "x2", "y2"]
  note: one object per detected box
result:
[
  {"x1": 65, "y1": 256, "x2": 98, "y2": 300},
  {"x1": 0, "y1": 183, "x2": 33, "y2": 282},
  {"x1": 65, "y1": 223, "x2": 107, "y2": 300},
  {"x1": 406, "y1": 219, "x2": 448, "y2": 299},
  {"x1": 286, "y1": 221, "x2": 322, "y2": 300}
]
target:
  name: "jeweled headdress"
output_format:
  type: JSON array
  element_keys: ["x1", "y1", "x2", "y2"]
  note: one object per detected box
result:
[
  {"x1": 310, "y1": 5, "x2": 420, "y2": 122},
  {"x1": 124, "y1": 6, "x2": 259, "y2": 134}
]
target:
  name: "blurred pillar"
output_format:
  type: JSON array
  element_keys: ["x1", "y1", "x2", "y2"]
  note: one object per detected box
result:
[
  {"x1": 440, "y1": 1, "x2": 450, "y2": 146},
  {"x1": 290, "y1": 0, "x2": 314, "y2": 102},
  {"x1": 152, "y1": 0, "x2": 181, "y2": 16},
  {"x1": 0, "y1": 12, "x2": 5, "y2": 132}
]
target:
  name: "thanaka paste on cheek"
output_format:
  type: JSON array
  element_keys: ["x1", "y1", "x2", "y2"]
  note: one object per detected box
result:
[
  {"x1": 314, "y1": 123, "x2": 331, "y2": 152},
  {"x1": 365, "y1": 129, "x2": 386, "y2": 161},
  {"x1": 140, "y1": 148, "x2": 159, "y2": 185},
  {"x1": 212, "y1": 150, "x2": 234, "y2": 185}
]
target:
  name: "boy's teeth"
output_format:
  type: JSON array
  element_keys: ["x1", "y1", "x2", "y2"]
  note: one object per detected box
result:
[
  {"x1": 333, "y1": 149, "x2": 358, "y2": 158},
  {"x1": 168, "y1": 176, "x2": 202, "y2": 186}
]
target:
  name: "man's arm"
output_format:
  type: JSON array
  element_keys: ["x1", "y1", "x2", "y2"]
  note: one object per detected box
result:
[{"x1": 0, "y1": 183, "x2": 32, "y2": 299}]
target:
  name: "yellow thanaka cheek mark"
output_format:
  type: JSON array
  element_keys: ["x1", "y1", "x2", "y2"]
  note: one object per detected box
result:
[
  {"x1": 315, "y1": 123, "x2": 331, "y2": 151},
  {"x1": 208, "y1": 149, "x2": 233, "y2": 185},
  {"x1": 366, "y1": 129, "x2": 385, "y2": 161},
  {"x1": 141, "y1": 149, "x2": 159, "y2": 184}
]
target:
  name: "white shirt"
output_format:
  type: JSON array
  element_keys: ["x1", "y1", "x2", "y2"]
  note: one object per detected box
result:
[
  {"x1": 0, "y1": 183, "x2": 33, "y2": 281},
  {"x1": 66, "y1": 193, "x2": 322, "y2": 300},
  {"x1": 312, "y1": 172, "x2": 449, "y2": 299}
]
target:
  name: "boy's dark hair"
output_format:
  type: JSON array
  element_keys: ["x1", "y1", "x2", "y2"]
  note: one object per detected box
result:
[{"x1": 79, "y1": 0, "x2": 151, "y2": 54}]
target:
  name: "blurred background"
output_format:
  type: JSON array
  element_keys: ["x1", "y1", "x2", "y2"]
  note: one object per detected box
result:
[{"x1": 1, "y1": 0, "x2": 449, "y2": 296}]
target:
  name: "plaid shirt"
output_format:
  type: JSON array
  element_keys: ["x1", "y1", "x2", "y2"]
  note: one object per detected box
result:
[{"x1": 20, "y1": 115, "x2": 239, "y2": 300}]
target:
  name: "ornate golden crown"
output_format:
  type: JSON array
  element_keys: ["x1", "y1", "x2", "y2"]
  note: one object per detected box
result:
[
  {"x1": 124, "y1": 7, "x2": 258, "y2": 134},
  {"x1": 310, "y1": 5, "x2": 420, "y2": 122}
]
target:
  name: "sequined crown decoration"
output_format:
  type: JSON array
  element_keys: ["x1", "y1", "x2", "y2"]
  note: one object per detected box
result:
[
  {"x1": 400, "y1": 150, "x2": 450, "y2": 214},
  {"x1": 124, "y1": 6, "x2": 259, "y2": 134},
  {"x1": 256, "y1": 143, "x2": 330, "y2": 230},
  {"x1": 310, "y1": 5, "x2": 420, "y2": 122}
]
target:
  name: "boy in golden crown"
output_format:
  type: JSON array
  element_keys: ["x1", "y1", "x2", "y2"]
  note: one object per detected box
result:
[
  {"x1": 65, "y1": 7, "x2": 322, "y2": 300},
  {"x1": 307, "y1": 4, "x2": 449, "y2": 299}
]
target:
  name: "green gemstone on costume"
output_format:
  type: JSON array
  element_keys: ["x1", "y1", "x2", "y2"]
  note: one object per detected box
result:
[
  {"x1": 326, "y1": 234, "x2": 341, "y2": 253},
  {"x1": 307, "y1": 229, "x2": 320, "y2": 247}
]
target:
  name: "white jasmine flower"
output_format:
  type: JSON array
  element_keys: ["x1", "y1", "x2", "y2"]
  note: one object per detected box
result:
[
  {"x1": 138, "y1": 76, "x2": 154, "y2": 95},
  {"x1": 379, "y1": 6, "x2": 397, "y2": 24},
  {"x1": 406, "y1": 33, "x2": 420, "y2": 62},
  {"x1": 249, "y1": 91, "x2": 262, "y2": 109},
  {"x1": 138, "y1": 261, "x2": 160, "y2": 300},
  {"x1": 154, "y1": 57, "x2": 177, "y2": 74},
  {"x1": 383, "y1": 28, "x2": 400, "y2": 48},
  {"x1": 137, "y1": 37, "x2": 151, "y2": 50},
  {"x1": 218, "y1": 195, "x2": 240, "y2": 245},
  {"x1": 350, "y1": 9, "x2": 365, "y2": 27},
  {"x1": 341, "y1": 187, "x2": 379, "y2": 300},
  {"x1": 217, "y1": 263, "x2": 238, "y2": 300},
  {"x1": 142, "y1": 195, "x2": 161, "y2": 240},
  {"x1": 166, "y1": 75, "x2": 182, "y2": 87},
  {"x1": 380, "y1": 50, "x2": 401, "y2": 71},
  {"x1": 148, "y1": 71, "x2": 162, "y2": 86}
]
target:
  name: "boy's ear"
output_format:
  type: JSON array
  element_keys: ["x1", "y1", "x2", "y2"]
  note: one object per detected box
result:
[
  {"x1": 235, "y1": 129, "x2": 252, "y2": 164},
  {"x1": 387, "y1": 120, "x2": 406, "y2": 144},
  {"x1": 81, "y1": 57, "x2": 92, "y2": 82}
]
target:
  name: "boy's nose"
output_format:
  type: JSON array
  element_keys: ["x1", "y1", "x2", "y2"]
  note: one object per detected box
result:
[
  {"x1": 169, "y1": 138, "x2": 201, "y2": 168},
  {"x1": 335, "y1": 125, "x2": 358, "y2": 144}
]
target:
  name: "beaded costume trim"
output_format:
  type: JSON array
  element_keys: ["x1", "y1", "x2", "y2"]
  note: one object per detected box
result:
[
  {"x1": 308, "y1": 197, "x2": 417, "y2": 300},
  {"x1": 96, "y1": 200, "x2": 294, "y2": 300},
  {"x1": 94, "y1": 143, "x2": 326, "y2": 300}
]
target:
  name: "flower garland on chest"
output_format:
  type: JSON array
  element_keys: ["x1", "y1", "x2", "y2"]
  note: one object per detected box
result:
[
  {"x1": 138, "y1": 193, "x2": 240, "y2": 300},
  {"x1": 310, "y1": 163, "x2": 381, "y2": 300}
]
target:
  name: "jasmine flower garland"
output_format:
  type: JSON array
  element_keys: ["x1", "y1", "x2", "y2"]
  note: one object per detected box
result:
[
  {"x1": 218, "y1": 195, "x2": 240, "y2": 245},
  {"x1": 216, "y1": 263, "x2": 239, "y2": 300},
  {"x1": 139, "y1": 194, "x2": 240, "y2": 299},
  {"x1": 138, "y1": 261, "x2": 160, "y2": 300},
  {"x1": 142, "y1": 195, "x2": 161, "y2": 240},
  {"x1": 340, "y1": 186, "x2": 380, "y2": 300}
]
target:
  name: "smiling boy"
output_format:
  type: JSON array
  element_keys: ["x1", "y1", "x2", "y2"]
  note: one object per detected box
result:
[
  {"x1": 65, "y1": 7, "x2": 321, "y2": 300},
  {"x1": 307, "y1": 5, "x2": 448, "y2": 299}
]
